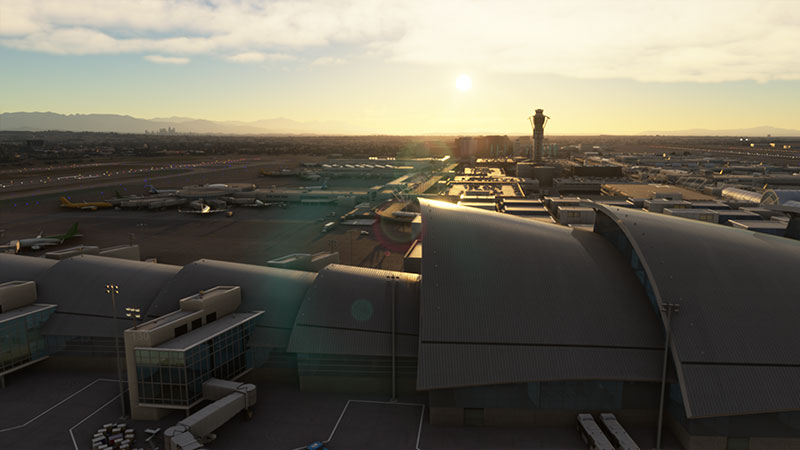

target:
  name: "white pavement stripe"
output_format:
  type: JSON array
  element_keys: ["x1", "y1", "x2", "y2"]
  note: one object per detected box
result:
[
  {"x1": 415, "y1": 405, "x2": 426, "y2": 450},
  {"x1": 0, "y1": 378, "x2": 119, "y2": 433},
  {"x1": 69, "y1": 390, "x2": 128, "y2": 450},
  {"x1": 291, "y1": 399, "x2": 427, "y2": 450}
]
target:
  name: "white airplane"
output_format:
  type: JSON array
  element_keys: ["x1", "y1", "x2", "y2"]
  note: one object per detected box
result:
[
  {"x1": 146, "y1": 185, "x2": 179, "y2": 195},
  {"x1": 300, "y1": 180, "x2": 328, "y2": 191},
  {"x1": 178, "y1": 199, "x2": 229, "y2": 215},
  {"x1": 235, "y1": 199, "x2": 284, "y2": 208},
  {"x1": 1, "y1": 223, "x2": 81, "y2": 253}
]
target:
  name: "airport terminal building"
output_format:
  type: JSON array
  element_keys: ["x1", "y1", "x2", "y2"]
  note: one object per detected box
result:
[{"x1": 2, "y1": 199, "x2": 800, "y2": 449}]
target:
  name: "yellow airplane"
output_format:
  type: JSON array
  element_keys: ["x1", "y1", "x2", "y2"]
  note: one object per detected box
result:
[{"x1": 60, "y1": 197, "x2": 113, "y2": 211}]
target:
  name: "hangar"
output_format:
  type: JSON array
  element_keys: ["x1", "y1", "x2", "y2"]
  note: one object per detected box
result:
[{"x1": 2, "y1": 198, "x2": 800, "y2": 449}]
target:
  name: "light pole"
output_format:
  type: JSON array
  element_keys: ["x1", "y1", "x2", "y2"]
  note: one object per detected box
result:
[
  {"x1": 656, "y1": 302, "x2": 680, "y2": 450},
  {"x1": 387, "y1": 274, "x2": 399, "y2": 402},
  {"x1": 125, "y1": 307, "x2": 141, "y2": 329},
  {"x1": 106, "y1": 284, "x2": 126, "y2": 418}
]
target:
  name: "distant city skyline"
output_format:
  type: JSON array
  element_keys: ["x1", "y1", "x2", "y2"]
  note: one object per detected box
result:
[{"x1": 1, "y1": 0, "x2": 799, "y2": 135}]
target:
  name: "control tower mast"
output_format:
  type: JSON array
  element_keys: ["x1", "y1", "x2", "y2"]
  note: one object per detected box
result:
[{"x1": 528, "y1": 109, "x2": 549, "y2": 163}]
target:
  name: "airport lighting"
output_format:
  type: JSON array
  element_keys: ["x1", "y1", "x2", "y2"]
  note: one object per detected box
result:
[
  {"x1": 125, "y1": 307, "x2": 141, "y2": 329},
  {"x1": 656, "y1": 302, "x2": 680, "y2": 450},
  {"x1": 106, "y1": 284, "x2": 126, "y2": 418}
]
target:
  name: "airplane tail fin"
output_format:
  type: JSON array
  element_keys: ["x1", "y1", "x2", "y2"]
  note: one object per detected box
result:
[
  {"x1": 322, "y1": 180, "x2": 328, "y2": 190},
  {"x1": 61, "y1": 223, "x2": 79, "y2": 240},
  {"x1": 146, "y1": 185, "x2": 158, "y2": 194},
  {"x1": 60, "y1": 197, "x2": 72, "y2": 206}
]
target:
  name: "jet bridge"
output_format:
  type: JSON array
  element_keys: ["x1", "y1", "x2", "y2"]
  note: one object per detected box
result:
[{"x1": 164, "y1": 379, "x2": 257, "y2": 450}]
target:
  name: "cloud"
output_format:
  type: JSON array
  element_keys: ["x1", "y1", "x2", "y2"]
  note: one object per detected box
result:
[
  {"x1": 311, "y1": 56, "x2": 346, "y2": 66},
  {"x1": 1, "y1": 0, "x2": 799, "y2": 82},
  {"x1": 226, "y1": 52, "x2": 294, "y2": 63},
  {"x1": 145, "y1": 54, "x2": 189, "y2": 65}
]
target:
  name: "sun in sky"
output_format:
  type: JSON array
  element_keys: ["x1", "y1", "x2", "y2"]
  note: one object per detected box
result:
[{"x1": 455, "y1": 74, "x2": 472, "y2": 92}]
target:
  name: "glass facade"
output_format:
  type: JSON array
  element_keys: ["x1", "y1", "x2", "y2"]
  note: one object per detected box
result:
[
  {"x1": 0, "y1": 306, "x2": 55, "y2": 375},
  {"x1": 135, "y1": 320, "x2": 254, "y2": 406}
]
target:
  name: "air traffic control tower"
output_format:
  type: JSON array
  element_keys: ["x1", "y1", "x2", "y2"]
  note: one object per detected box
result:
[{"x1": 529, "y1": 108, "x2": 548, "y2": 163}]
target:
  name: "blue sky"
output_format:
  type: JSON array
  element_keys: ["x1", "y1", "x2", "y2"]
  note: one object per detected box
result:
[{"x1": 1, "y1": 0, "x2": 799, "y2": 134}]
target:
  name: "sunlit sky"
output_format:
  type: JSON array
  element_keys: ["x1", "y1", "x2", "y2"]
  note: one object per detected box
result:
[{"x1": 1, "y1": 0, "x2": 799, "y2": 135}]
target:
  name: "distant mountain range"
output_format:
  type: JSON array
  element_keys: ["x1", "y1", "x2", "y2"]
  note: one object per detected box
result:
[
  {"x1": 638, "y1": 126, "x2": 800, "y2": 137},
  {"x1": 3, "y1": 112, "x2": 799, "y2": 137},
  {"x1": 0, "y1": 112, "x2": 356, "y2": 135}
]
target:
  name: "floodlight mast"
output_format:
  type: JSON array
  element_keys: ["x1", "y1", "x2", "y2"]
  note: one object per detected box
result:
[
  {"x1": 106, "y1": 284, "x2": 126, "y2": 418},
  {"x1": 656, "y1": 302, "x2": 680, "y2": 450}
]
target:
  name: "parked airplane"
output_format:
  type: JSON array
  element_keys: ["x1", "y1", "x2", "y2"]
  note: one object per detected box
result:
[
  {"x1": 178, "y1": 206, "x2": 231, "y2": 215},
  {"x1": 146, "y1": 185, "x2": 179, "y2": 195},
  {"x1": 222, "y1": 197, "x2": 281, "y2": 208},
  {"x1": 177, "y1": 199, "x2": 230, "y2": 215},
  {"x1": 300, "y1": 171, "x2": 322, "y2": 181},
  {"x1": 260, "y1": 168, "x2": 299, "y2": 177},
  {"x1": 60, "y1": 197, "x2": 113, "y2": 211},
  {"x1": 301, "y1": 180, "x2": 328, "y2": 190},
  {"x1": 237, "y1": 200, "x2": 285, "y2": 208},
  {"x1": 1, "y1": 223, "x2": 81, "y2": 253}
]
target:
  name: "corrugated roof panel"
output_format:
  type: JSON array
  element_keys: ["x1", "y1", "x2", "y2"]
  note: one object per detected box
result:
[
  {"x1": 597, "y1": 204, "x2": 800, "y2": 417},
  {"x1": 293, "y1": 264, "x2": 419, "y2": 335},
  {"x1": 36, "y1": 255, "x2": 181, "y2": 319},
  {"x1": 286, "y1": 264, "x2": 420, "y2": 357},
  {"x1": 147, "y1": 259, "x2": 316, "y2": 329},
  {"x1": 0, "y1": 253, "x2": 58, "y2": 284},
  {"x1": 416, "y1": 199, "x2": 664, "y2": 390},
  {"x1": 252, "y1": 326, "x2": 292, "y2": 349},
  {"x1": 419, "y1": 200, "x2": 661, "y2": 347},
  {"x1": 287, "y1": 325, "x2": 418, "y2": 357},
  {"x1": 40, "y1": 313, "x2": 118, "y2": 338},
  {"x1": 681, "y1": 364, "x2": 800, "y2": 418},
  {"x1": 598, "y1": 205, "x2": 800, "y2": 365},
  {"x1": 417, "y1": 343, "x2": 664, "y2": 390}
]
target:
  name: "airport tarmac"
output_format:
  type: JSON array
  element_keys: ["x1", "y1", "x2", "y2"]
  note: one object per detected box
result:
[
  {"x1": 0, "y1": 366, "x2": 684, "y2": 450},
  {"x1": 0, "y1": 156, "x2": 411, "y2": 269}
]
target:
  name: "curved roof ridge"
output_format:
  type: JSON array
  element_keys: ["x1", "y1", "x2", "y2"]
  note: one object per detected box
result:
[
  {"x1": 416, "y1": 199, "x2": 664, "y2": 390},
  {"x1": 592, "y1": 203, "x2": 800, "y2": 418}
]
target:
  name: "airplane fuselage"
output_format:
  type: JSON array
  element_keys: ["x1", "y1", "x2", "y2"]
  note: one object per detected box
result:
[{"x1": 11, "y1": 237, "x2": 62, "y2": 250}]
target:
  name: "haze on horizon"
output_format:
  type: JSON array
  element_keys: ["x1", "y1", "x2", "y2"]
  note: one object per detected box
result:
[{"x1": 1, "y1": 0, "x2": 799, "y2": 135}]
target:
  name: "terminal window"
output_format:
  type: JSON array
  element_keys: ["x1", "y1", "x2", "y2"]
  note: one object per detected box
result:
[{"x1": 135, "y1": 320, "x2": 254, "y2": 406}]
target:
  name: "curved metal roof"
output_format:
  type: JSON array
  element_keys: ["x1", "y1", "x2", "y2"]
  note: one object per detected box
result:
[
  {"x1": 287, "y1": 264, "x2": 420, "y2": 357},
  {"x1": 148, "y1": 259, "x2": 316, "y2": 347},
  {"x1": 761, "y1": 189, "x2": 800, "y2": 206},
  {"x1": 721, "y1": 187, "x2": 763, "y2": 204},
  {"x1": 0, "y1": 253, "x2": 58, "y2": 284},
  {"x1": 36, "y1": 255, "x2": 181, "y2": 338},
  {"x1": 416, "y1": 199, "x2": 664, "y2": 390},
  {"x1": 595, "y1": 204, "x2": 800, "y2": 418}
]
